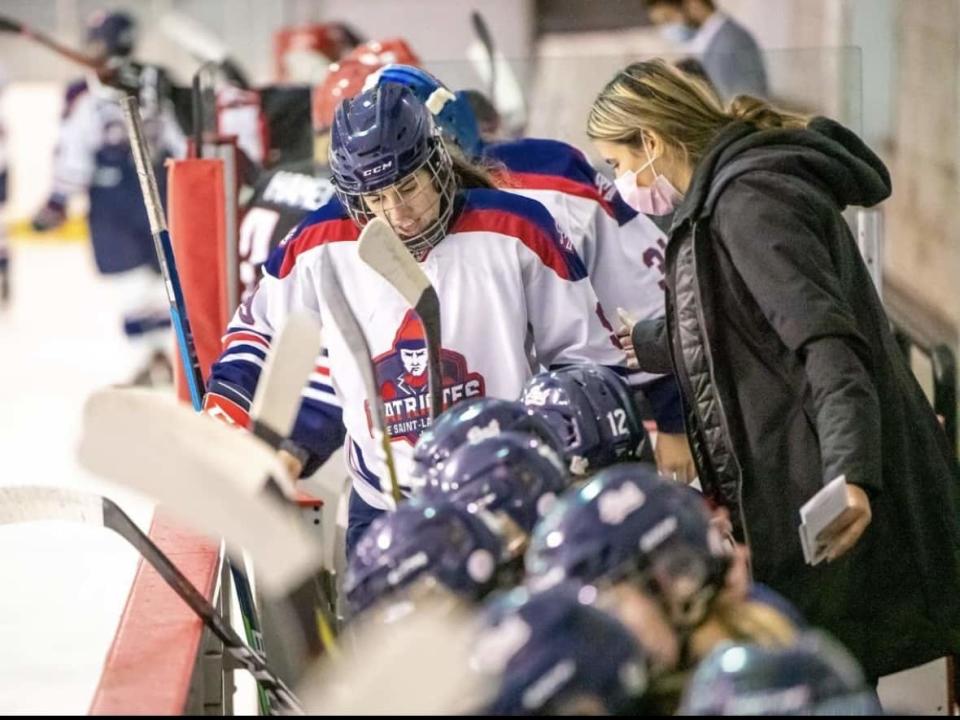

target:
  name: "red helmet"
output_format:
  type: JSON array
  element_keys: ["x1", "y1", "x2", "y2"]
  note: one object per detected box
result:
[
  {"x1": 273, "y1": 23, "x2": 362, "y2": 81},
  {"x1": 311, "y1": 38, "x2": 421, "y2": 132},
  {"x1": 339, "y1": 38, "x2": 420, "y2": 67}
]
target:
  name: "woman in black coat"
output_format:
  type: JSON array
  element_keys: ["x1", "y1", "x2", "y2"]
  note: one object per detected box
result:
[{"x1": 587, "y1": 58, "x2": 960, "y2": 681}]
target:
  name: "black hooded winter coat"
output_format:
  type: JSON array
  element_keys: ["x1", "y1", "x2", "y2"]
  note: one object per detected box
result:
[{"x1": 633, "y1": 117, "x2": 960, "y2": 679}]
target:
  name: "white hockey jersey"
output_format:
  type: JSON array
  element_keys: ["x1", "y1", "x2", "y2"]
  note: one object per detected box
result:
[
  {"x1": 52, "y1": 73, "x2": 186, "y2": 198},
  {"x1": 486, "y1": 138, "x2": 668, "y2": 347},
  {"x1": 484, "y1": 138, "x2": 683, "y2": 432},
  {"x1": 208, "y1": 188, "x2": 625, "y2": 510}
]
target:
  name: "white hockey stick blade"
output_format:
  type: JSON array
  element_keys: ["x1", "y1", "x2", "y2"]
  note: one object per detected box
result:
[
  {"x1": 84, "y1": 387, "x2": 292, "y2": 497},
  {"x1": 297, "y1": 594, "x2": 492, "y2": 715},
  {"x1": 77, "y1": 388, "x2": 319, "y2": 594},
  {"x1": 249, "y1": 311, "x2": 323, "y2": 447},
  {"x1": 357, "y1": 218, "x2": 443, "y2": 420},
  {"x1": 159, "y1": 10, "x2": 230, "y2": 63},
  {"x1": 0, "y1": 486, "x2": 104, "y2": 527},
  {"x1": 357, "y1": 218, "x2": 432, "y2": 308}
]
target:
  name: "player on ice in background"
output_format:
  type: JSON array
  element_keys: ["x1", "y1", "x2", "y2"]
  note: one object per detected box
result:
[
  {"x1": 0, "y1": 66, "x2": 9, "y2": 305},
  {"x1": 31, "y1": 10, "x2": 186, "y2": 385},
  {"x1": 366, "y1": 66, "x2": 693, "y2": 480},
  {"x1": 237, "y1": 39, "x2": 421, "y2": 307},
  {"x1": 204, "y1": 83, "x2": 625, "y2": 554}
]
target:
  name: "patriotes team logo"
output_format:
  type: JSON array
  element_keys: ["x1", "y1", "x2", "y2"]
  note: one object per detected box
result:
[{"x1": 366, "y1": 310, "x2": 486, "y2": 444}]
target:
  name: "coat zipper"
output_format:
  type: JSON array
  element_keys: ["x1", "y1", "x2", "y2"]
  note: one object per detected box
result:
[{"x1": 688, "y1": 221, "x2": 754, "y2": 566}]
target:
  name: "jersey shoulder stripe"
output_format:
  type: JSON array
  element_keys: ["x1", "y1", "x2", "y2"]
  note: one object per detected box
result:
[
  {"x1": 451, "y1": 188, "x2": 587, "y2": 281},
  {"x1": 265, "y1": 198, "x2": 359, "y2": 278},
  {"x1": 62, "y1": 79, "x2": 90, "y2": 119},
  {"x1": 486, "y1": 137, "x2": 638, "y2": 226}
]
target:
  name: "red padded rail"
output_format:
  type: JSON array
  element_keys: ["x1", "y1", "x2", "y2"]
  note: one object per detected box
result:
[{"x1": 89, "y1": 514, "x2": 219, "y2": 715}]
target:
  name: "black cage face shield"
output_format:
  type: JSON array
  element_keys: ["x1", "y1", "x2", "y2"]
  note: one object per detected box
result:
[{"x1": 340, "y1": 139, "x2": 457, "y2": 260}]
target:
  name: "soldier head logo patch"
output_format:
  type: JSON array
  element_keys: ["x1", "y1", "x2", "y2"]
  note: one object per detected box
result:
[{"x1": 367, "y1": 310, "x2": 485, "y2": 444}]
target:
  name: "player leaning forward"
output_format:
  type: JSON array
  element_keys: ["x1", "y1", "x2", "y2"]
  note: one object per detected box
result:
[{"x1": 205, "y1": 83, "x2": 625, "y2": 552}]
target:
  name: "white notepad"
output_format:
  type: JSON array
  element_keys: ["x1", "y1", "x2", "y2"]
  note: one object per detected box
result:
[{"x1": 799, "y1": 474, "x2": 851, "y2": 566}]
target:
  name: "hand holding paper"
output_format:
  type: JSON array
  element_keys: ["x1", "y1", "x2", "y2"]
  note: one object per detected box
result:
[
  {"x1": 799, "y1": 475, "x2": 872, "y2": 565},
  {"x1": 617, "y1": 307, "x2": 639, "y2": 369}
]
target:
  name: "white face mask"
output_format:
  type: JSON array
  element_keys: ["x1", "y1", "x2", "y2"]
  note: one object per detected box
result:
[
  {"x1": 613, "y1": 136, "x2": 684, "y2": 216},
  {"x1": 659, "y1": 22, "x2": 697, "y2": 45}
]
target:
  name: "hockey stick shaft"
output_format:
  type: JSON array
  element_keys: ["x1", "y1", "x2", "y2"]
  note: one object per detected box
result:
[
  {"x1": 246, "y1": 313, "x2": 339, "y2": 657},
  {"x1": 0, "y1": 247, "x2": 9, "y2": 305},
  {"x1": 120, "y1": 94, "x2": 205, "y2": 411},
  {"x1": 0, "y1": 15, "x2": 103, "y2": 70},
  {"x1": 102, "y1": 501, "x2": 301, "y2": 714},
  {"x1": 416, "y1": 289, "x2": 443, "y2": 422},
  {"x1": 470, "y1": 11, "x2": 497, "y2": 112},
  {"x1": 320, "y1": 251, "x2": 402, "y2": 505}
]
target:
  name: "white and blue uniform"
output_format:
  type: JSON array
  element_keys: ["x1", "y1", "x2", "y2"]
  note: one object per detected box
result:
[
  {"x1": 484, "y1": 137, "x2": 683, "y2": 432},
  {"x1": 207, "y1": 188, "x2": 625, "y2": 548},
  {"x1": 51, "y1": 74, "x2": 185, "y2": 275},
  {"x1": 0, "y1": 82, "x2": 8, "y2": 298},
  {"x1": 45, "y1": 73, "x2": 186, "y2": 357}
]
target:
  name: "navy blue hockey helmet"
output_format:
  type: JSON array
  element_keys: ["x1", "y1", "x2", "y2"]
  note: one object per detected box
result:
[
  {"x1": 344, "y1": 499, "x2": 504, "y2": 615},
  {"x1": 525, "y1": 463, "x2": 731, "y2": 629},
  {"x1": 679, "y1": 632, "x2": 882, "y2": 715},
  {"x1": 473, "y1": 584, "x2": 650, "y2": 715},
  {"x1": 365, "y1": 64, "x2": 484, "y2": 157},
  {"x1": 86, "y1": 10, "x2": 136, "y2": 58},
  {"x1": 423, "y1": 431, "x2": 570, "y2": 534},
  {"x1": 411, "y1": 397, "x2": 565, "y2": 486},
  {"x1": 521, "y1": 364, "x2": 646, "y2": 475},
  {"x1": 329, "y1": 83, "x2": 456, "y2": 259}
]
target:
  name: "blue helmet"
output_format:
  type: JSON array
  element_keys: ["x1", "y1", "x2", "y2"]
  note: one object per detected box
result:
[
  {"x1": 365, "y1": 64, "x2": 484, "y2": 157},
  {"x1": 344, "y1": 499, "x2": 504, "y2": 615},
  {"x1": 329, "y1": 83, "x2": 456, "y2": 259},
  {"x1": 423, "y1": 431, "x2": 570, "y2": 534},
  {"x1": 86, "y1": 11, "x2": 136, "y2": 58},
  {"x1": 521, "y1": 364, "x2": 646, "y2": 475},
  {"x1": 679, "y1": 633, "x2": 882, "y2": 715},
  {"x1": 525, "y1": 463, "x2": 731, "y2": 629},
  {"x1": 473, "y1": 584, "x2": 650, "y2": 715},
  {"x1": 411, "y1": 397, "x2": 565, "y2": 486}
]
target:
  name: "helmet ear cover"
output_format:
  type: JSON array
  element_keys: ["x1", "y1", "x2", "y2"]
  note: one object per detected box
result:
[{"x1": 521, "y1": 364, "x2": 646, "y2": 474}]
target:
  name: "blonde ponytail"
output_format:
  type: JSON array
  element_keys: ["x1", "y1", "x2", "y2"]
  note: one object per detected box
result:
[
  {"x1": 588, "y1": 59, "x2": 810, "y2": 166},
  {"x1": 727, "y1": 94, "x2": 808, "y2": 131}
]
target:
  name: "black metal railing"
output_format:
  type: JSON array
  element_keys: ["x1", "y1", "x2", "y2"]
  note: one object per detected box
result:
[
  {"x1": 893, "y1": 323, "x2": 959, "y2": 714},
  {"x1": 893, "y1": 327, "x2": 958, "y2": 453}
]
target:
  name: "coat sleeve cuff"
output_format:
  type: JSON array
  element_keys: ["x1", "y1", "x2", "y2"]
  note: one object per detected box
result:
[
  {"x1": 631, "y1": 317, "x2": 674, "y2": 374},
  {"x1": 638, "y1": 374, "x2": 686, "y2": 434}
]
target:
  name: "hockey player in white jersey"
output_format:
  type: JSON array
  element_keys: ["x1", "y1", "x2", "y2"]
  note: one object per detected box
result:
[
  {"x1": 366, "y1": 66, "x2": 692, "y2": 478},
  {"x1": 31, "y1": 11, "x2": 187, "y2": 384},
  {"x1": 0, "y1": 66, "x2": 8, "y2": 304},
  {"x1": 204, "y1": 83, "x2": 625, "y2": 554}
]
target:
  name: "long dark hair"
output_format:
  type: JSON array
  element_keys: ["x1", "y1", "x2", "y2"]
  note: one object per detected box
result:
[{"x1": 448, "y1": 144, "x2": 499, "y2": 189}]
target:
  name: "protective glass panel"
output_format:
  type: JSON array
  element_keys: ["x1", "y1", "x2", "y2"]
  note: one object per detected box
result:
[{"x1": 424, "y1": 45, "x2": 862, "y2": 170}]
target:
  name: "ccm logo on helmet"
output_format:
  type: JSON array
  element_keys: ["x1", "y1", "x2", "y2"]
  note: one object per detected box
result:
[{"x1": 362, "y1": 160, "x2": 394, "y2": 177}]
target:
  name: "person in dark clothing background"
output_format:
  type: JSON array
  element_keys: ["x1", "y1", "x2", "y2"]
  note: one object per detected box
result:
[{"x1": 586, "y1": 58, "x2": 960, "y2": 682}]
